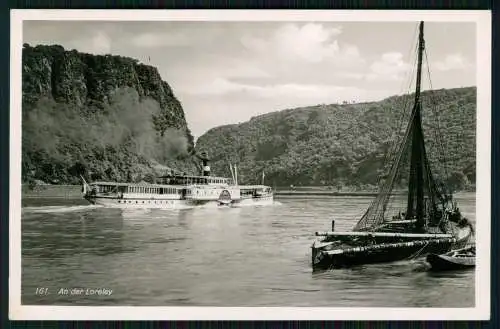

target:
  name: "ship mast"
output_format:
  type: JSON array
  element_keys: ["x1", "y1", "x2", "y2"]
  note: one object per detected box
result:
[
  {"x1": 406, "y1": 21, "x2": 426, "y2": 229},
  {"x1": 414, "y1": 21, "x2": 425, "y2": 105}
]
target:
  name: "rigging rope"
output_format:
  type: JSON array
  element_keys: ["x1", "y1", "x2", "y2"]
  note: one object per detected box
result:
[
  {"x1": 374, "y1": 22, "x2": 420, "y2": 191},
  {"x1": 423, "y1": 48, "x2": 451, "y2": 194},
  {"x1": 359, "y1": 23, "x2": 421, "y2": 228}
]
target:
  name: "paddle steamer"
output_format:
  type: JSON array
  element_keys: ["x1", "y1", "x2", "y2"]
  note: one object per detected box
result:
[{"x1": 81, "y1": 153, "x2": 273, "y2": 209}]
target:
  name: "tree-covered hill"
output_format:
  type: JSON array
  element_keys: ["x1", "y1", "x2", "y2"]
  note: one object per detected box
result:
[
  {"x1": 22, "y1": 44, "x2": 198, "y2": 184},
  {"x1": 196, "y1": 87, "x2": 476, "y2": 191}
]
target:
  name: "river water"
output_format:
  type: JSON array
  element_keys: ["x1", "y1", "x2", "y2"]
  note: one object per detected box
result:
[{"x1": 21, "y1": 194, "x2": 475, "y2": 307}]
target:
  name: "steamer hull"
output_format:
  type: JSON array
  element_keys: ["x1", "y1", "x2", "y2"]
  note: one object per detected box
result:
[
  {"x1": 234, "y1": 193, "x2": 274, "y2": 207},
  {"x1": 85, "y1": 195, "x2": 213, "y2": 209}
]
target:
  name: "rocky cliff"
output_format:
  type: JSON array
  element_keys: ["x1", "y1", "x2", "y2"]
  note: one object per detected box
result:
[{"x1": 22, "y1": 44, "x2": 197, "y2": 184}]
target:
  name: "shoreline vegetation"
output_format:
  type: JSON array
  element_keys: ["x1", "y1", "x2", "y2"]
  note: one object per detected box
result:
[{"x1": 21, "y1": 184, "x2": 476, "y2": 200}]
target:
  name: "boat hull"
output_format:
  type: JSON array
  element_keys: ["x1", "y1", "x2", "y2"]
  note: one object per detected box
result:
[
  {"x1": 312, "y1": 238, "x2": 455, "y2": 270},
  {"x1": 312, "y1": 221, "x2": 473, "y2": 270},
  {"x1": 426, "y1": 253, "x2": 475, "y2": 271}
]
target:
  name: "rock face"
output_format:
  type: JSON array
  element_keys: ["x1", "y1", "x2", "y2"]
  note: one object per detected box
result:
[
  {"x1": 22, "y1": 44, "x2": 197, "y2": 184},
  {"x1": 22, "y1": 44, "x2": 193, "y2": 139}
]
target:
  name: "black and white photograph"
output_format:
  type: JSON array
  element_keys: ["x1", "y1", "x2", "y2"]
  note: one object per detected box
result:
[{"x1": 10, "y1": 10, "x2": 491, "y2": 320}]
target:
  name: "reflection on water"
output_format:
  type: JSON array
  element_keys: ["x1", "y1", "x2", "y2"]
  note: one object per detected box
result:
[{"x1": 21, "y1": 194, "x2": 475, "y2": 307}]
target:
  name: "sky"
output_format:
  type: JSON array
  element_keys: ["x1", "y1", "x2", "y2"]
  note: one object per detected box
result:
[{"x1": 23, "y1": 20, "x2": 476, "y2": 139}]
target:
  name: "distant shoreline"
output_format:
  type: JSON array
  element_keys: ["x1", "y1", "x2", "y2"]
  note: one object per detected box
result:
[
  {"x1": 21, "y1": 184, "x2": 475, "y2": 199},
  {"x1": 275, "y1": 191, "x2": 380, "y2": 197}
]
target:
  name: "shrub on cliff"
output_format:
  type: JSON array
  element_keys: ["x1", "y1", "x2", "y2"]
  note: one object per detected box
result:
[{"x1": 22, "y1": 88, "x2": 196, "y2": 184}]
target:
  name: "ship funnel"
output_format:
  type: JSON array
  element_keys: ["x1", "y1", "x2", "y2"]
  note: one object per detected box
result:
[{"x1": 200, "y1": 151, "x2": 210, "y2": 177}]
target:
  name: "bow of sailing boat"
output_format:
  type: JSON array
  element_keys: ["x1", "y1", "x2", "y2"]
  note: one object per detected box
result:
[{"x1": 311, "y1": 21, "x2": 474, "y2": 270}]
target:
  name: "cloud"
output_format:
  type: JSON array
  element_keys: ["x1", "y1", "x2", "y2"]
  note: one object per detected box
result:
[
  {"x1": 434, "y1": 54, "x2": 470, "y2": 71},
  {"x1": 61, "y1": 30, "x2": 112, "y2": 55},
  {"x1": 130, "y1": 32, "x2": 191, "y2": 48},
  {"x1": 184, "y1": 77, "x2": 374, "y2": 103},
  {"x1": 366, "y1": 52, "x2": 411, "y2": 81},
  {"x1": 88, "y1": 31, "x2": 112, "y2": 54},
  {"x1": 241, "y1": 23, "x2": 362, "y2": 66}
]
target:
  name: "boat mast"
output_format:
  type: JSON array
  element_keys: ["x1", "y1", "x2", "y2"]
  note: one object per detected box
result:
[
  {"x1": 406, "y1": 21, "x2": 426, "y2": 229},
  {"x1": 414, "y1": 21, "x2": 424, "y2": 105}
]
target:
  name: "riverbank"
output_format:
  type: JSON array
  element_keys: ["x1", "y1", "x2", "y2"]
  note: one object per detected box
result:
[
  {"x1": 275, "y1": 191, "x2": 379, "y2": 197},
  {"x1": 21, "y1": 184, "x2": 380, "y2": 199},
  {"x1": 22, "y1": 184, "x2": 82, "y2": 199},
  {"x1": 21, "y1": 184, "x2": 475, "y2": 199}
]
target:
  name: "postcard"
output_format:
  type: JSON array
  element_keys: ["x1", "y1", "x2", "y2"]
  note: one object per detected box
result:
[{"x1": 10, "y1": 9, "x2": 491, "y2": 320}]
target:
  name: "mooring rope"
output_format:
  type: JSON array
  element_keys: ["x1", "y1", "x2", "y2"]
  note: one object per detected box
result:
[{"x1": 406, "y1": 240, "x2": 431, "y2": 260}]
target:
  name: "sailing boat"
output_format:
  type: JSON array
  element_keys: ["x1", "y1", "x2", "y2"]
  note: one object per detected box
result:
[{"x1": 311, "y1": 21, "x2": 474, "y2": 270}]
